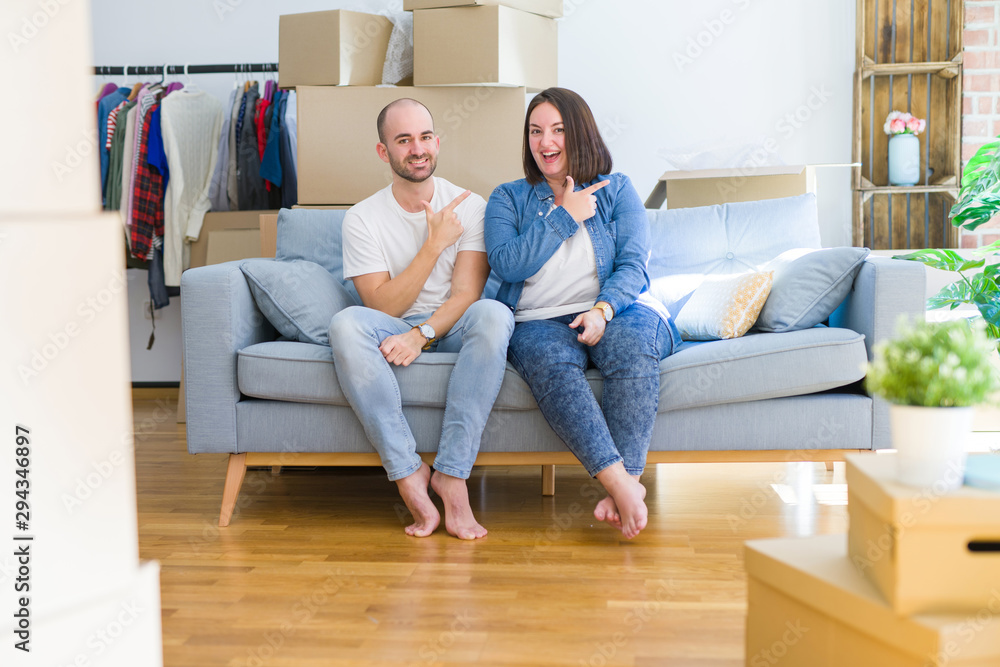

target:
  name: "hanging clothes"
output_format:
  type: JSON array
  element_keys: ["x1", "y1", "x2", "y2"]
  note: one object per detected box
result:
[
  {"x1": 237, "y1": 83, "x2": 266, "y2": 210},
  {"x1": 98, "y1": 86, "x2": 131, "y2": 205},
  {"x1": 260, "y1": 89, "x2": 283, "y2": 187},
  {"x1": 160, "y1": 89, "x2": 224, "y2": 287},
  {"x1": 129, "y1": 100, "x2": 165, "y2": 261},
  {"x1": 104, "y1": 96, "x2": 139, "y2": 211},
  {"x1": 208, "y1": 84, "x2": 238, "y2": 212},
  {"x1": 226, "y1": 85, "x2": 243, "y2": 210},
  {"x1": 279, "y1": 90, "x2": 298, "y2": 209}
]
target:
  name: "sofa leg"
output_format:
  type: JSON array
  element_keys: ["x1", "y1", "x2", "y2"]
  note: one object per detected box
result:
[
  {"x1": 271, "y1": 466, "x2": 282, "y2": 476},
  {"x1": 219, "y1": 453, "x2": 248, "y2": 527},
  {"x1": 542, "y1": 465, "x2": 555, "y2": 496},
  {"x1": 825, "y1": 461, "x2": 835, "y2": 472}
]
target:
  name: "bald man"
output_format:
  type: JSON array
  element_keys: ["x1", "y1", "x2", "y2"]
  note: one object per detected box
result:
[{"x1": 329, "y1": 99, "x2": 513, "y2": 540}]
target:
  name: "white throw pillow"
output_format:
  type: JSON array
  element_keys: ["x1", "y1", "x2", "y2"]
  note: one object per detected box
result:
[{"x1": 674, "y1": 271, "x2": 774, "y2": 340}]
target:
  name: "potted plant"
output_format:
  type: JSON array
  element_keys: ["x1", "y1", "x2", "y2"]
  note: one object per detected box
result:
[
  {"x1": 895, "y1": 134, "x2": 1000, "y2": 339},
  {"x1": 865, "y1": 318, "x2": 999, "y2": 490},
  {"x1": 884, "y1": 110, "x2": 926, "y2": 186}
]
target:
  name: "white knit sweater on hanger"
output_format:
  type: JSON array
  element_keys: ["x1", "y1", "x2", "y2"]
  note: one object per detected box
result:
[{"x1": 160, "y1": 90, "x2": 223, "y2": 286}]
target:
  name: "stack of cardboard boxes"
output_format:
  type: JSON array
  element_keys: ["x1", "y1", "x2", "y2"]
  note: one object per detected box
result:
[
  {"x1": 744, "y1": 454, "x2": 1000, "y2": 666},
  {"x1": 277, "y1": 1, "x2": 561, "y2": 213}
]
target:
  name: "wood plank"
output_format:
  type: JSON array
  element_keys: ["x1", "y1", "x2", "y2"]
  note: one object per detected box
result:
[
  {"x1": 909, "y1": 192, "x2": 928, "y2": 248},
  {"x1": 891, "y1": 192, "x2": 910, "y2": 248},
  {"x1": 894, "y1": 0, "x2": 913, "y2": 65},
  {"x1": 873, "y1": 192, "x2": 891, "y2": 249},
  {"x1": 131, "y1": 397, "x2": 852, "y2": 667},
  {"x1": 875, "y1": 0, "x2": 896, "y2": 64},
  {"x1": 929, "y1": 0, "x2": 949, "y2": 62}
]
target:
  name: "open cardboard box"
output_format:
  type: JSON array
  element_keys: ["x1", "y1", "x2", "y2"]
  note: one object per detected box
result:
[
  {"x1": 846, "y1": 453, "x2": 1000, "y2": 616},
  {"x1": 644, "y1": 165, "x2": 818, "y2": 210},
  {"x1": 296, "y1": 85, "x2": 526, "y2": 205},
  {"x1": 279, "y1": 10, "x2": 394, "y2": 88},
  {"x1": 404, "y1": 0, "x2": 563, "y2": 18},
  {"x1": 412, "y1": 5, "x2": 557, "y2": 91},
  {"x1": 746, "y1": 534, "x2": 1000, "y2": 666}
]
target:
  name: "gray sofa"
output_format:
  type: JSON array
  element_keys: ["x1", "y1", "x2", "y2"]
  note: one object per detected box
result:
[{"x1": 181, "y1": 193, "x2": 925, "y2": 526}]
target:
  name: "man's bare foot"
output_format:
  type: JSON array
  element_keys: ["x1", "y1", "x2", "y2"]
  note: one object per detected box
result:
[
  {"x1": 430, "y1": 470, "x2": 488, "y2": 540},
  {"x1": 594, "y1": 496, "x2": 623, "y2": 530},
  {"x1": 595, "y1": 465, "x2": 648, "y2": 539},
  {"x1": 396, "y1": 463, "x2": 440, "y2": 537}
]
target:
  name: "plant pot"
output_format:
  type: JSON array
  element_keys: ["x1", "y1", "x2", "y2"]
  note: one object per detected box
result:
[
  {"x1": 888, "y1": 133, "x2": 920, "y2": 186},
  {"x1": 889, "y1": 404, "x2": 971, "y2": 491}
]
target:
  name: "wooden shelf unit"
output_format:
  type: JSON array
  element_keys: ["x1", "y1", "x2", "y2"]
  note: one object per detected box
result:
[{"x1": 852, "y1": 0, "x2": 964, "y2": 249}]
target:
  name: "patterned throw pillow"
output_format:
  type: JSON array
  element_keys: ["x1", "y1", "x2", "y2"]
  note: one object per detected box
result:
[{"x1": 674, "y1": 271, "x2": 774, "y2": 340}]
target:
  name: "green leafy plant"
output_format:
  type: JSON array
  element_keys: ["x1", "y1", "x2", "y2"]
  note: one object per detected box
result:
[
  {"x1": 951, "y1": 135, "x2": 1000, "y2": 230},
  {"x1": 895, "y1": 135, "x2": 1000, "y2": 338},
  {"x1": 865, "y1": 319, "x2": 999, "y2": 407}
]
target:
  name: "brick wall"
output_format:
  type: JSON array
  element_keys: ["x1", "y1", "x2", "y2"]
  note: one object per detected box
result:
[{"x1": 960, "y1": 0, "x2": 1000, "y2": 248}]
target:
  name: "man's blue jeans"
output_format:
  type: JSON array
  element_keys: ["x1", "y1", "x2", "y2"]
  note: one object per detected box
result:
[
  {"x1": 507, "y1": 305, "x2": 679, "y2": 477},
  {"x1": 328, "y1": 300, "x2": 514, "y2": 481}
]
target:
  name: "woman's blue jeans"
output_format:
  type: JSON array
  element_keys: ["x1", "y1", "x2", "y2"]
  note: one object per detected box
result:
[{"x1": 507, "y1": 305, "x2": 679, "y2": 477}]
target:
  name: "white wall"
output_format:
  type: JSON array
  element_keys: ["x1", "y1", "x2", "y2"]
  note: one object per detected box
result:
[{"x1": 91, "y1": 0, "x2": 856, "y2": 381}]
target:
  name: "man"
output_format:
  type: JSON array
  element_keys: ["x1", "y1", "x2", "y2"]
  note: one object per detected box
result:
[{"x1": 329, "y1": 98, "x2": 513, "y2": 540}]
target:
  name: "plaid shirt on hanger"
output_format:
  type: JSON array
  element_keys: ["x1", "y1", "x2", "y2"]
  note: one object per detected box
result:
[{"x1": 130, "y1": 101, "x2": 164, "y2": 260}]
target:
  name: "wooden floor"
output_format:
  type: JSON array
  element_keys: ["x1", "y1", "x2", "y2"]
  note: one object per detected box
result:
[{"x1": 135, "y1": 396, "x2": 849, "y2": 667}]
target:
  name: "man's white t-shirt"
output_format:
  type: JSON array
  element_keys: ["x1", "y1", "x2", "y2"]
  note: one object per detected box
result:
[{"x1": 342, "y1": 177, "x2": 487, "y2": 319}]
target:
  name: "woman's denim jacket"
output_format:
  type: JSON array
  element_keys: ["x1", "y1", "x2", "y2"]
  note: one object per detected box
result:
[{"x1": 484, "y1": 172, "x2": 671, "y2": 324}]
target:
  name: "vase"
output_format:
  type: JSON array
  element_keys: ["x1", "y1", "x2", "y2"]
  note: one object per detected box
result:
[
  {"x1": 889, "y1": 404, "x2": 972, "y2": 491},
  {"x1": 888, "y1": 133, "x2": 920, "y2": 186}
]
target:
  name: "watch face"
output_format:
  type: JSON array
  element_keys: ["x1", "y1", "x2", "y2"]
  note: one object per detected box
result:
[
  {"x1": 601, "y1": 305, "x2": 612, "y2": 321},
  {"x1": 419, "y1": 323, "x2": 435, "y2": 340}
]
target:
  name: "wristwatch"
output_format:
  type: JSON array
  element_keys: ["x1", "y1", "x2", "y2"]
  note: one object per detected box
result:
[
  {"x1": 591, "y1": 302, "x2": 614, "y2": 322},
  {"x1": 414, "y1": 322, "x2": 436, "y2": 350}
]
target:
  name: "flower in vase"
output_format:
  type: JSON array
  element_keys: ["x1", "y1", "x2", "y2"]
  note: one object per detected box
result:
[{"x1": 884, "y1": 110, "x2": 926, "y2": 136}]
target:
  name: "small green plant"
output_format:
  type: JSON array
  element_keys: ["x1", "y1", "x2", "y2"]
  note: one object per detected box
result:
[{"x1": 865, "y1": 319, "x2": 1000, "y2": 407}]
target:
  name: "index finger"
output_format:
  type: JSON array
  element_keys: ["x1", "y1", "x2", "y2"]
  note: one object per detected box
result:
[
  {"x1": 583, "y1": 180, "x2": 611, "y2": 195},
  {"x1": 443, "y1": 189, "x2": 472, "y2": 213}
]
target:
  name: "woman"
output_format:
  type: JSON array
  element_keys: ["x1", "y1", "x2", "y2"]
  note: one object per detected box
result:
[{"x1": 484, "y1": 88, "x2": 680, "y2": 540}]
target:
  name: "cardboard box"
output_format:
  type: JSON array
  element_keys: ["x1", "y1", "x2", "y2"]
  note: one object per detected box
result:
[
  {"x1": 279, "y1": 10, "x2": 393, "y2": 88},
  {"x1": 644, "y1": 165, "x2": 817, "y2": 210},
  {"x1": 413, "y1": 6, "x2": 557, "y2": 91},
  {"x1": 206, "y1": 229, "x2": 261, "y2": 265},
  {"x1": 296, "y1": 86, "x2": 526, "y2": 205},
  {"x1": 189, "y1": 210, "x2": 277, "y2": 268},
  {"x1": 404, "y1": 0, "x2": 564, "y2": 18},
  {"x1": 9, "y1": 0, "x2": 100, "y2": 216},
  {"x1": 260, "y1": 213, "x2": 278, "y2": 258},
  {"x1": 846, "y1": 453, "x2": 1000, "y2": 615},
  {"x1": 746, "y1": 534, "x2": 1000, "y2": 667}
]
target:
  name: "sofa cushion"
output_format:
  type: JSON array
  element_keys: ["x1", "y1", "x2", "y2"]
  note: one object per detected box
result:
[
  {"x1": 274, "y1": 207, "x2": 362, "y2": 304},
  {"x1": 237, "y1": 327, "x2": 867, "y2": 413},
  {"x1": 241, "y1": 259, "x2": 356, "y2": 346},
  {"x1": 646, "y1": 193, "x2": 821, "y2": 314},
  {"x1": 674, "y1": 271, "x2": 773, "y2": 340},
  {"x1": 754, "y1": 247, "x2": 871, "y2": 333}
]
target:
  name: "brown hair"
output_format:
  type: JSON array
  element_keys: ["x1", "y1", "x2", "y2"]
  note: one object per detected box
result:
[
  {"x1": 377, "y1": 98, "x2": 433, "y2": 145},
  {"x1": 522, "y1": 87, "x2": 613, "y2": 185}
]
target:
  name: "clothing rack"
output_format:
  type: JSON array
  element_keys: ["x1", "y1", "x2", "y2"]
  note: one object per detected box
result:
[{"x1": 93, "y1": 63, "x2": 279, "y2": 76}]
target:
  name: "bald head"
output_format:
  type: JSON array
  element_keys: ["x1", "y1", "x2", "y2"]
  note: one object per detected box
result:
[{"x1": 377, "y1": 98, "x2": 434, "y2": 145}]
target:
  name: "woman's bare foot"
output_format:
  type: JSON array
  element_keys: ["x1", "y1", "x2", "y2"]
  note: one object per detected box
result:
[
  {"x1": 430, "y1": 470, "x2": 488, "y2": 540},
  {"x1": 595, "y1": 465, "x2": 648, "y2": 539},
  {"x1": 395, "y1": 463, "x2": 440, "y2": 537},
  {"x1": 593, "y1": 496, "x2": 622, "y2": 530}
]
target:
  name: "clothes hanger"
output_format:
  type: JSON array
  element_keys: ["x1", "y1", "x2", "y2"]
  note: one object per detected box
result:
[{"x1": 183, "y1": 63, "x2": 200, "y2": 93}]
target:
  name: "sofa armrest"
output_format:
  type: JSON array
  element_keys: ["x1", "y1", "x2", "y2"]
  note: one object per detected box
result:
[
  {"x1": 829, "y1": 255, "x2": 926, "y2": 361},
  {"x1": 181, "y1": 260, "x2": 276, "y2": 454},
  {"x1": 829, "y1": 255, "x2": 925, "y2": 450}
]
